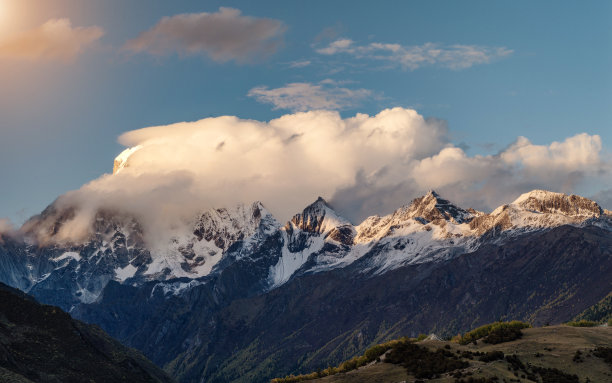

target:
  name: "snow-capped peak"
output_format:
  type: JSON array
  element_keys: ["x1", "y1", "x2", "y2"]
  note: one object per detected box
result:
[
  {"x1": 113, "y1": 145, "x2": 143, "y2": 174},
  {"x1": 192, "y1": 201, "x2": 278, "y2": 251},
  {"x1": 289, "y1": 197, "x2": 351, "y2": 235},
  {"x1": 510, "y1": 189, "x2": 602, "y2": 217},
  {"x1": 472, "y1": 190, "x2": 603, "y2": 235},
  {"x1": 353, "y1": 191, "x2": 475, "y2": 245},
  {"x1": 404, "y1": 190, "x2": 473, "y2": 224}
]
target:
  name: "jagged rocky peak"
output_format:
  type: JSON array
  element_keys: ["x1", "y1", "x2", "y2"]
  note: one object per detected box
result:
[
  {"x1": 290, "y1": 197, "x2": 352, "y2": 235},
  {"x1": 510, "y1": 189, "x2": 602, "y2": 217},
  {"x1": 470, "y1": 190, "x2": 604, "y2": 235},
  {"x1": 354, "y1": 191, "x2": 475, "y2": 243},
  {"x1": 193, "y1": 201, "x2": 278, "y2": 251},
  {"x1": 404, "y1": 190, "x2": 473, "y2": 224}
]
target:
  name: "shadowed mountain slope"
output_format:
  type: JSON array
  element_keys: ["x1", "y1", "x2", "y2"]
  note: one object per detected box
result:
[{"x1": 0, "y1": 283, "x2": 174, "y2": 383}]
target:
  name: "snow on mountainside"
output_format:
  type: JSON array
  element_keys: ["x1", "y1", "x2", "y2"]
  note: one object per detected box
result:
[
  {"x1": 113, "y1": 145, "x2": 142, "y2": 174},
  {"x1": 347, "y1": 190, "x2": 608, "y2": 273},
  {"x1": 269, "y1": 197, "x2": 356, "y2": 287},
  {"x1": 2, "y1": 189, "x2": 610, "y2": 308},
  {"x1": 12, "y1": 201, "x2": 279, "y2": 306},
  {"x1": 470, "y1": 190, "x2": 604, "y2": 235},
  {"x1": 144, "y1": 201, "x2": 279, "y2": 280}
]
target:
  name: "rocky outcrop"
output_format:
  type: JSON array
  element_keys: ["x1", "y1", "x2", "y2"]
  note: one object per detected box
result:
[
  {"x1": 404, "y1": 190, "x2": 474, "y2": 224},
  {"x1": 513, "y1": 190, "x2": 602, "y2": 216}
]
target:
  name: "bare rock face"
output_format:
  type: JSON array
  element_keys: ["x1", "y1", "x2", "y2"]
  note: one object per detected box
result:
[
  {"x1": 353, "y1": 192, "x2": 475, "y2": 244},
  {"x1": 469, "y1": 206, "x2": 513, "y2": 234},
  {"x1": 193, "y1": 202, "x2": 269, "y2": 251},
  {"x1": 284, "y1": 197, "x2": 355, "y2": 252},
  {"x1": 513, "y1": 190, "x2": 602, "y2": 217},
  {"x1": 290, "y1": 197, "x2": 350, "y2": 234},
  {"x1": 404, "y1": 190, "x2": 474, "y2": 225},
  {"x1": 468, "y1": 190, "x2": 604, "y2": 236}
]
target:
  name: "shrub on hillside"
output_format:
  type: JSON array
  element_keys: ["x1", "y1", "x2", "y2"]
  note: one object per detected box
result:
[
  {"x1": 532, "y1": 366, "x2": 579, "y2": 383},
  {"x1": 593, "y1": 347, "x2": 612, "y2": 367},
  {"x1": 565, "y1": 320, "x2": 597, "y2": 327},
  {"x1": 270, "y1": 338, "x2": 408, "y2": 383},
  {"x1": 483, "y1": 326, "x2": 523, "y2": 344},
  {"x1": 454, "y1": 321, "x2": 530, "y2": 345},
  {"x1": 478, "y1": 351, "x2": 504, "y2": 362},
  {"x1": 385, "y1": 342, "x2": 468, "y2": 379}
]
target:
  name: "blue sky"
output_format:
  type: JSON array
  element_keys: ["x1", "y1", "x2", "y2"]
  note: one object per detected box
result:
[{"x1": 1, "y1": 0, "x2": 611, "y2": 224}]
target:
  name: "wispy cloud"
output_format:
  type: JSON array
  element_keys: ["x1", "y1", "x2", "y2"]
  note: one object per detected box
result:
[
  {"x1": 316, "y1": 38, "x2": 354, "y2": 55},
  {"x1": 248, "y1": 80, "x2": 372, "y2": 111},
  {"x1": 0, "y1": 19, "x2": 104, "y2": 62},
  {"x1": 124, "y1": 7, "x2": 286, "y2": 63},
  {"x1": 288, "y1": 60, "x2": 311, "y2": 68},
  {"x1": 316, "y1": 39, "x2": 513, "y2": 70}
]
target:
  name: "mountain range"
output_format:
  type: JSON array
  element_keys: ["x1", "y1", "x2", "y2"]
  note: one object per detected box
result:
[{"x1": 0, "y1": 189, "x2": 611, "y2": 382}]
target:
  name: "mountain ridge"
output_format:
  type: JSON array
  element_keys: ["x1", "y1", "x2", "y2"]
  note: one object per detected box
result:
[
  {"x1": 1, "y1": 189, "x2": 611, "y2": 382},
  {"x1": 1, "y1": 189, "x2": 610, "y2": 311}
]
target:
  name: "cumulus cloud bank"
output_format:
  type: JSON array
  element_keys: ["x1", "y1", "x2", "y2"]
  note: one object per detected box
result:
[
  {"x1": 0, "y1": 18, "x2": 104, "y2": 62},
  {"x1": 248, "y1": 81, "x2": 373, "y2": 111},
  {"x1": 124, "y1": 7, "x2": 286, "y2": 63},
  {"x1": 316, "y1": 39, "x2": 513, "y2": 70},
  {"x1": 35, "y1": 108, "x2": 610, "y2": 244}
]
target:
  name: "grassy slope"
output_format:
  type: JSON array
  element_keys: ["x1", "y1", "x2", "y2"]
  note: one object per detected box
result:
[{"x1": 299, "y1": 326, "x2": 612, "y2": 383}]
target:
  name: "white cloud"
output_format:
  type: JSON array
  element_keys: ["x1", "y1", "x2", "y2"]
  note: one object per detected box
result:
[
  {"x1": 0, "y1": 218, "x2": 16, "y2": 243},
  {"x1": 0, "y1": 18, "x2": 104, "y2": 62},
  {"x1": 288, "y1": 60, "x2": 311, "y2": 68},
  {"x1": 124, "y1": 7, "x2": 286, "y2": 63},
  {"x1": 412, "y1": 147, "x2": 498, "y2": 189},
  {"x1": 405, "y1": 134, "x2": 607, "y2": 213},
  {"x1": 30, "y1": 108, "x2": 446, "y2": 242},
  {"x1": 316, "y1": 39, "x2": 512, "y2": 70},
  {"x1": 27, "y1": 108, "x2": 610, "y2": 243},
  {"x1": 0, "y1": 218, "x2": 14, "y2": 233},
  {"x1": 500, "y1": 134, "x2": 602, "y2": 173},
  {"x1": 248, "y1": 81, "x2": 372, "y2": 111},
  {"x1": 316, "y1": 38, "x2": 354, "y2": 55}
]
